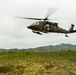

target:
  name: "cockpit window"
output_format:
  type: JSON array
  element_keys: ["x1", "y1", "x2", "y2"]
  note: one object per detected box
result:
[
  {"x1": 32, "y1": 22, "x2": 39, "y2": 26},
  {"x1": 33, "y1": 23, "x2": 36, "y2": 25},
  {"x1": 46, "y1": 24, "x2": 49, "y2": 27},
  {"x1": 36, "y1": 22, "x2": 39, "y2": 25}
]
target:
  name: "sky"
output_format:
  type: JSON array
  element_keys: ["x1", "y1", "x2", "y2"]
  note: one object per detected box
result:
[{"x1": 0, "y1": 0, "x2": 76, "y2": 49}]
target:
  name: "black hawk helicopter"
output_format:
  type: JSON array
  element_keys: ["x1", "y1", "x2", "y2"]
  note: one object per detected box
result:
[{"x1": 16, "y1": 9, "x2": 76, "y2": 37}]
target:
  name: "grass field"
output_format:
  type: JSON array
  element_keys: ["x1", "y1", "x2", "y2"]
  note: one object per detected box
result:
[{"x1": 0, "y1": 51, "x2": 76, "y2": 75}]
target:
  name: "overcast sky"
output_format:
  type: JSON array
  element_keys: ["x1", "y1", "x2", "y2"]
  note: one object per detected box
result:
[{"x1": 0, "y1": 0, "x2": 76, "y2": 49}]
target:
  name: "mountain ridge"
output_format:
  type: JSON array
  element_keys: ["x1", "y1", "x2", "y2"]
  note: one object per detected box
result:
[
  {"x1": 0, "y1": 43, "x2": 76, "y2": 52},
  {"x1": 28, "y1": 43, "x2": 76, "y2": 52}
]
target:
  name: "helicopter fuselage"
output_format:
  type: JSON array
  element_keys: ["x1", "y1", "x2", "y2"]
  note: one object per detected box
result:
[
  {"x1": 16, "y1": 8, "x2": 76, "y2": 37},
  {"x1": 27, "y1": 21, "x2": 71, "y2": 34}
]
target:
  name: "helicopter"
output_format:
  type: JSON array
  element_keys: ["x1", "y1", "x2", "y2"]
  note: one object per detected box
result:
[{"x1": 16, "y1": 9, "x2": 76, "y2": 37}]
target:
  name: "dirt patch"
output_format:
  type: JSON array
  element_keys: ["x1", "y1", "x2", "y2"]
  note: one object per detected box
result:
[{"x1": 0, "y1": 65, "x2": 13, "y2": 73}]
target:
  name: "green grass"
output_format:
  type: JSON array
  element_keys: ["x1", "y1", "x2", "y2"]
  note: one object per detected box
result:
[{"x1": 0, "y1": 51, "x2": 76, "y2": 75}]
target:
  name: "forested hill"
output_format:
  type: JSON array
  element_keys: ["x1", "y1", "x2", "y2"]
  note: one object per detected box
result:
[
  {"x1": 27, "y1": 43, "x2": 76, "y2": 52},
  {"x1": 0, "y1": 43, "x2": 76, "y2": 52}
]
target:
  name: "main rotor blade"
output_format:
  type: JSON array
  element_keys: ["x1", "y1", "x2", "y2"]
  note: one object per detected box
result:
[
  {"x1": 15, "y1": 8, "x2": 59, "y2": 21},
  {"x1": 46, "y1": 8, "x2": 59, "y2": 19},
  {"x1": 50, "y1": 18, "x2": 76, "y2": 20},
  {"x1": 15, "y1": 16, "x2": 76, "y2": 21},
  {"x1": 15, "y1": 17, "x2": 43, "y2": 20}
]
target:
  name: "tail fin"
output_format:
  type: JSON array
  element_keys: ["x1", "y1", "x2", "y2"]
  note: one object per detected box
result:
[{"x1": 69, "y1": 24, "x2": 74, "y2": 32}]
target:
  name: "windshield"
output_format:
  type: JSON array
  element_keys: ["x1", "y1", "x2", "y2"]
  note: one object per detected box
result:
[{"x1": 32, "y1": 22, "x2": 39, "y2": 26}]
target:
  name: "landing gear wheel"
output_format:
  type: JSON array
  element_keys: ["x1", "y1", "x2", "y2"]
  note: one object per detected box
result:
[{"x1": 65, "y1": 34, "x2": 69, "y2": 37}]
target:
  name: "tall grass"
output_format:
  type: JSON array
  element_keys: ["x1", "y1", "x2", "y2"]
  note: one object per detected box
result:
[{"x1": 0, "y1": 51, "x2": 76, "y2": 75}]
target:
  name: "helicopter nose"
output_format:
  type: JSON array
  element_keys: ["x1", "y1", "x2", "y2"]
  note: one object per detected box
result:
[
  {"x1": 27, "y1": 26, "x2": 31, "y2": 29},
  {"x1": 27, "y1": 26, "x2": 33, "y2": 29},
  {"x1": 27, "y1": 25, "x2": 35, "y2": 30}
]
